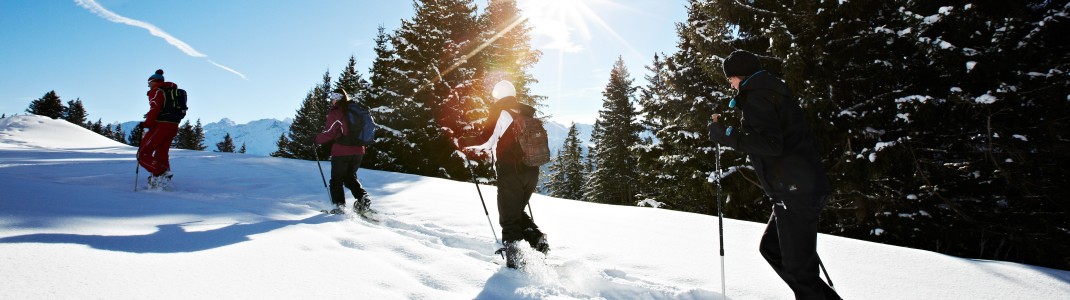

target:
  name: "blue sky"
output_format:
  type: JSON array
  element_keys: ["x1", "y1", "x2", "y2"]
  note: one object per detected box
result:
[{"x1": 1, "y1": 0, "x2": 686, "y2": 125}]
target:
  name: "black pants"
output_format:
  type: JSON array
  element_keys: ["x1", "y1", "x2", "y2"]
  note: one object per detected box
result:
[
  {"x1": 495, "y1": 163, "x2": 540, "y2": 243},
  {"x1": 759, "y1": 195, "x2": 840, "y2": 300},
  {"x1": 329, "y1": 155, "x2": 367, "y2": 206}
]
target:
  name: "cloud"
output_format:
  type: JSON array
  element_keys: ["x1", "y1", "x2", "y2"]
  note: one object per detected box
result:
[{"x1": 74, "y1": 0, "x2": 247, "y2": 80}]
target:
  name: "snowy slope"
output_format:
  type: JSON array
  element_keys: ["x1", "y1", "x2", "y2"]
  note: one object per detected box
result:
[{"x1": 1, "y1": 115, "x2": 1068, "y2": 299}]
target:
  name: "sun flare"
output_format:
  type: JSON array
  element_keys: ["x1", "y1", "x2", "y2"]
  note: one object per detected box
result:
[{"x1": 517, "y1": 0, "x2": 615, "y2": 53}]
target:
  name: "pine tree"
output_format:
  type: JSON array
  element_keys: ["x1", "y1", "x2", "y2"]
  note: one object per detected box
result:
[
  {"x1": 64, "y1": 98, "x2": 89, "y2": 127},
  {"x1": 215, "y1": 132, "x2": 236, "y2": 152},
  {"x1": 174, "y1": 120, "x2": 194, "y2": 149},
  {"x1": 545, "y1": 123, "x2": 587, "y2": 200},
  {"x1": 680, "y1": 0, "x2": 1070, "y2": 269},
  {"x1": 90, "y1": 119, "x2": 103, "y2": 134},
  {"x1": 364, "y1": 25, "x2": 405, "y2": 172},
  {"x1": 270, "y1": 133, "x2": 290, "y2": 158},
  {"x1": 238, "y1": 143, "x2": 247, "y2": 154},
  {"x1": 112, "y1": 124, "x2": 126, "y2": 144},
  {"x1": 585, "y1": 58, "x2": 643, "y2": 206},
  {"x1": 272, "y1": 72, "x2": 332, "y2": 160},
  {"x1": 336, "y1": 55, "x2": 371, "y2": 102},
  {"x1": 101, "y1": 122, "x2": 115, "y2": 140},
  {"x1": 26, "y1": 90, "x2": 65, "y2": 119},
  {"x1": 381, "y1": 0, "x2": 482, "y2": 179},
  {"x1": 191, "y1": 119, "x2": 206, "y2": 150},
  {"x1": 128, "y1": 123, "x2": 144, "y2": 146}
]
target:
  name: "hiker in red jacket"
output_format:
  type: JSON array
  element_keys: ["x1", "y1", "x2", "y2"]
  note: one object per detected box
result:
[
  {"x1": 315, "y1": 90, "x2": 370, "y2": 214},
  {"x1": 139, "y1": 69, "x2": 180, "y2": 188}
]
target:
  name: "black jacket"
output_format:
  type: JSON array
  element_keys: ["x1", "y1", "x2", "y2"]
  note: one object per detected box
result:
[
  {"x1": 461, "y1": 97, "x2": 537, "y2": 167},
  {"x1": 709, "y1": 71, "x2": 831, "y2": 198}
]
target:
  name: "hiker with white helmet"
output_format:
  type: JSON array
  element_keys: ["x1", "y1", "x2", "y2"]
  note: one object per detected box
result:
[{"x1": 458, "y1": 80, "x2": 549, "y2": 269}]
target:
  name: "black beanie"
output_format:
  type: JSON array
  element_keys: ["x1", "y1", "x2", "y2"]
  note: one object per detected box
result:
[{"x1": 722, "y1": 50, "x2": 760, "y2": 78}]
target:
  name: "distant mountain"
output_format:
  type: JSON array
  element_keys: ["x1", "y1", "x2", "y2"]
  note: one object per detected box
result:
[
  {"x1": 114, "y1": 118, "x2": 292, "y2": 156},
  {"x1": 543, "y1": 121, "x2": 593, "y2": 155},
  {"x1": 112, "y1": 118, "x2": 594, "y2": 158}
]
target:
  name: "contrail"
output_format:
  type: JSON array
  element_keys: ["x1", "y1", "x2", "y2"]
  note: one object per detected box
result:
[{"x1": 74, "y1": 0, "x2": 247, "y2": 80}]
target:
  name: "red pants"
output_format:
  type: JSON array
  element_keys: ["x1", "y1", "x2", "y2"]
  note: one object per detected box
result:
[{"x1": 138, "y1": 122, "x2": 179, "y2": 176}]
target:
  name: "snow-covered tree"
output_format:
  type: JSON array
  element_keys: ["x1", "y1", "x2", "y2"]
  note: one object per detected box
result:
[
  {"x1": 680, "y1": 0, "x2": 1070, "y2": 269},
  {"x1": 545, "y1": 123, "x2": 587, "y2": 200},
  {"x1": 585, "y1": 58, "x2": 643, "y2": 206}
]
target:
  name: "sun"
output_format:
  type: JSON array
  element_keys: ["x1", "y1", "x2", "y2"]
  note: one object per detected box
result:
[{"x1": 517, "y1": 0, "x2": 621, "y2": 53}]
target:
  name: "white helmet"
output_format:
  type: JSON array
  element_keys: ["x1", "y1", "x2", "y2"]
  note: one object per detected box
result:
[{"x1": 491, "y1": 80, "x2": 516, "y2": 102}]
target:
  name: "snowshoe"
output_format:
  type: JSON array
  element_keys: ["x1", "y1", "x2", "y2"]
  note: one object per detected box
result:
[{"x1": 147, "y1": 170, "x2": 174, "y2": 190}]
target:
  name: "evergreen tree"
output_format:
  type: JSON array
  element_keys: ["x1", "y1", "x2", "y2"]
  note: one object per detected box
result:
[
  {"x1": 545, "y1": 123, "x2": 587, "y2": 200},
  {"x1": 585, "y1": 58, "x2": 643, "y2": 206},
  {"x1": 215, "y1": 132, "x2": 236, "y2": 153},
  {"x1": 679, "y1": 0, "x2": 1070, "y2": 269},
  {"x1": 270, "y1": 133, "x2": 290, "y2": 158},
  {"x1": 272, "y1": 72, "x2": 332, "y2": 160},
  {"x1": 363, "y1": 25, "x2": 405, "y2": 171},
  {"x1": 101, "y1": 122, "x2": 115, "y2": 140},
  {"x1": 64, "y1": 98, "x2": 89, "y2": 128},
  {"x1": 239, "y1": 143, "x2": 247, "y2": 154},
  {"x1": 336, "y1": 55, "x2": 371, "y2": 102},
  {"x1": 380, "y1": 0, "x2": 482, "y2": 179},
  {"x1": 90, "y1": 119, "x2": 103, "y2": 134},
  {"x1": 128, "y1": 123, "x2": 144, "y2": 146},
  {"x1": 174, "y1": 120, "x2": 194, "y2": 149},
  {"x1": 26, "y1": 90, "x2": 65, "y2": 119},
  {"x1": 112, "y1": 124, "x2": 126, "y2": 144},
  {"x1": 479, "y1": 0, "x2": 543, "y2": 109},
  {"x1": 191, "y1": 119, "x2": 206, "y2": 150}
]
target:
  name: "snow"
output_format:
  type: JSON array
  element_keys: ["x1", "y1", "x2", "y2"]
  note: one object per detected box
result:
[
  {"x1": 3, "y1": 115, "x2": 1070, "y2": 299},
  {"x1": 975, "y1": 93, "x2": 999, "y2": 104}
]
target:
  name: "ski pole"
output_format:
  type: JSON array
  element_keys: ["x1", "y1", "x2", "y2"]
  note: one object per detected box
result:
[
  {"x1": 313, "y1": 144, "x2": 334, "y2": 204},
  {"x1": 715, "y1": 143, "x2": 726, "y2": 300}
]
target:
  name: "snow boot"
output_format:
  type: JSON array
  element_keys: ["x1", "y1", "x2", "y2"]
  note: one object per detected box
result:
[
  {"x1": 327, "y1": 204, "x2": 346, "y2": 215},
  {"x1": 353, "y1": 194, "x2": 371, "y2": 213},
  {"x1": 503, "y1": 241, "x2": 524, "y2": 269}
]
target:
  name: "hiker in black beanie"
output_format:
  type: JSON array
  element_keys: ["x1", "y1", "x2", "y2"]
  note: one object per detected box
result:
[{"x1": 709, "y1": 50, "x2": 841, "y2": 300}]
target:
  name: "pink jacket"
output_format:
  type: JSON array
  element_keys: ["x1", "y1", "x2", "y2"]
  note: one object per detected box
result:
[{"x1": 315, "y1": 103, "x2": 366, "y2": 156}]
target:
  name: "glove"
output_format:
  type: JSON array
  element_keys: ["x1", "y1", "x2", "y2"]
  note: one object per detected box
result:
[{"x1": 708, "y1": 122, "x2": 727, "y2": 142}]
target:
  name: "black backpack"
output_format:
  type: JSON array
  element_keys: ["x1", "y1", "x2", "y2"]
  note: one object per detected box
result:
[
  {"x1": 511, "y1": 113, "x2": 551, "y2": 167},
  {"x1": 336, "y1": 103, "x2": 377, "y2": 146},
  {"x1": 157, "y1": 88, "x2": 188, "y2": 123}
]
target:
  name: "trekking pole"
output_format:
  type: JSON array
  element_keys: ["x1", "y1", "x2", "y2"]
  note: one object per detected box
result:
[
  {"x1": 467, "y1": 161, "x2": 505, "y2": 259},
  {"x1": 133, "y1": 128, "x2": 145, "y2": 192},
  {"x1": 818, "y1": 255, "x2": 835, "y2": 290},
  {"x1": 313, "y1": 144, "x2": 333, "y2": 203},
  {"x1": 715, "y1": 143, "x2": 727, "y2": 300},
  {"x1": 134, "y1": 146, "x2": 141, "y2": 192}
]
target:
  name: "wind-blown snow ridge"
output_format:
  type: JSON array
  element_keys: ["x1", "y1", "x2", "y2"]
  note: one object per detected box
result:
[{"x1": 1, "y1": 115, "x2": 1068, "y2": 299}]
